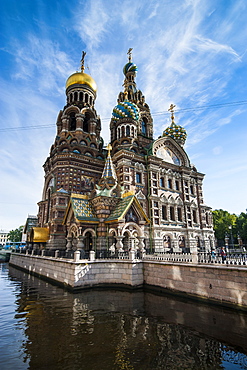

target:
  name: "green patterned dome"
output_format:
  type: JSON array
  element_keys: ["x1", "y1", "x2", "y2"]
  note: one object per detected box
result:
[{"x1": 163, "y1": 123, "x2": 187, "y2": 145}]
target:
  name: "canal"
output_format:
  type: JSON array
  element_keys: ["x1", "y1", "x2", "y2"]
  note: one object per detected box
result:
[{"x1": 0, "y1": 263, "x2": 247, "y2": 370}]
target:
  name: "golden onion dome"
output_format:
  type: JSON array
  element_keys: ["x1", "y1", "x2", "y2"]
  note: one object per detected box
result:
[{"x1": 65, "y1": 71, "x2": 97, "y2": 92}]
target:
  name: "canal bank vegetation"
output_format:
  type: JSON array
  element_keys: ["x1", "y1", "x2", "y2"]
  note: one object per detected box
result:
[{"x1": 7, "y1": 226, "x2": 23, "y2": 243}]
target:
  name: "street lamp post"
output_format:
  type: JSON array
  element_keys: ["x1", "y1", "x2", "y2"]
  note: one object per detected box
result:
[{"x1": 229, "y1": 225, "x2": 234, "y2": 250}]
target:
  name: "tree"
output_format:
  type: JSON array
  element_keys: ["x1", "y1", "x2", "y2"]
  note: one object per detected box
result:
[
  {"x1": 236, "y1": 212, "x2": 247, "y2": 244},
  {"x1": 8, "y1": 226, "x2": 24, "y2": 243},
  {"x1": 212, "y1": 209, "x2": 237, "y2": 245}
]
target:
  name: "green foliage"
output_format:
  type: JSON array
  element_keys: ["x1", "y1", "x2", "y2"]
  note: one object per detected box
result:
[
  {"x1": 8, "y1": 226, "x2": 24, "y2": 243},
  {"x1": 236, "y1": 212, "x2": 247, "y2": 242},
  {"x1": 213, "y1": 209, "x2": 247, "y2": 245}
]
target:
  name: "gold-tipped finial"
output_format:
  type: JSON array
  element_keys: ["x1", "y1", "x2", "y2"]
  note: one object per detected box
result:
[
  {"x1": 127, "y1": 48, "x2": 133, "y2": 62},
  {"x1": 80, "y1": 51, "x2": 86, "y2": 73},
  {"x1": 106, "y1": 143, "x2": 112, "y2": 155},
  {"x1": 168, "y1": 104, "x2": 176, "y2": 124}
]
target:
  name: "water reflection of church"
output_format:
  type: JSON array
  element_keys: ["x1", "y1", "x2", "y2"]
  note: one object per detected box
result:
[{"x1": 32, "y1": 50, "x2": 214, "y2": 253}]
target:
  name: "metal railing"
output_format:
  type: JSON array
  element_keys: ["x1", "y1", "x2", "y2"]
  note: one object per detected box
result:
[{"x1": 13, "y1": 248, "x2": 247, "y2": 266}]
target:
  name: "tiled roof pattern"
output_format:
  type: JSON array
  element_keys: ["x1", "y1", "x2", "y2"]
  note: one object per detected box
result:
[
  {"x1": 102, "y1": 153, "x2": 116, "y2": 179},
  {"x1": 106, "y1": 195, "x2": 134, "y2": 221},
  {"x1": 71, "y1": 197, "x2": 98, "y2": 222}
]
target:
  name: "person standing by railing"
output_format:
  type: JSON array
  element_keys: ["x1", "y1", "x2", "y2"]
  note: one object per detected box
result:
[{"x1": 220, "y1": 247, "x2": 227, "y2": 263}]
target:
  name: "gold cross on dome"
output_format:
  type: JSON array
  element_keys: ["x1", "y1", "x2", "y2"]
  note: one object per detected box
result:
[
  {"x1": 106, "y1": 143, "x2": 112, "y2": 154},
  {"x1": 168, "y1": 103, "x2": 176, "y2": 124},
  {"x1": 81, "y1": 51, "x2": 86, "y2": 72},
  {"x1": 127, "y1": 48, "x2": 133, "y2": 62}
]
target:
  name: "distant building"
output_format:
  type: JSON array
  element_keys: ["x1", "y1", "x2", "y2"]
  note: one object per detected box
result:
[
  {"x1": 0, "y1": 230, "x2": 9, "y2": 246},
  {"x1": 34, "y1": 50, "x2": 214, "y2": 253},
  {"x1": 23, "y1": 215, "x2": 38, "y2": 243}
]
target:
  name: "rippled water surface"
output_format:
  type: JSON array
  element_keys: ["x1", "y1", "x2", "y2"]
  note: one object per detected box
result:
[{"x1": 1, "y1": 263, "x2": 247, "y2": 370}]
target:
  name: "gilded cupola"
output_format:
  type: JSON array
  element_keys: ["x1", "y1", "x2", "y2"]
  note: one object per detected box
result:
[{"x1": 65, "y1": 51, "x2": 97, "y2": 93}]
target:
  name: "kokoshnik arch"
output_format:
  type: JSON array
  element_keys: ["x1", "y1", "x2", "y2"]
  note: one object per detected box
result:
[{"x1": 26, "y1": 50, "x2": 214, "y2": 254}]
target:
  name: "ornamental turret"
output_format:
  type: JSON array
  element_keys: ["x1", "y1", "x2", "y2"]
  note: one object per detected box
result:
[
  {"x1": 110, "y1": 49, "x2": 153, "y2": 154},
  {"x1": 163, "y1": 104, "x2": 187, "y2": 146}
]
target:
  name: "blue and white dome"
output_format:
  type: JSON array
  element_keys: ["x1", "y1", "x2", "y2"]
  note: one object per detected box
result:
[
  {"x1": 112, "y1": 101, "x2": 139, "y2": 121},
  {"x1": 123, "y1": 62, "x2": 138, "y2": 75}
]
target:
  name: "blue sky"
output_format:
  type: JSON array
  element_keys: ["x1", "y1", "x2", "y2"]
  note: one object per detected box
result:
[{"x1": 0, "y1": 0, "x2": 247, "y2": 231}]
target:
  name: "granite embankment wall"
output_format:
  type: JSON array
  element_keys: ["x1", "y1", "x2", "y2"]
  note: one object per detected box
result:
[
  {"x1": 10, "y1": 253, "x2": 247, "y2": 309},
  {"x1": 9, "y1": 253, "x2": 143, "y2": 289},
  {"x1": 143, "y1": 261, "x2": 247, "y2": 309}
]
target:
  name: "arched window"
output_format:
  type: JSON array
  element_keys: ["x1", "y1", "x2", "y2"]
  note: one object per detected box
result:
[
  {"x1": 163, "y1": 236, "x2": 171, "y2": 249},
  {"x1": 80, "y1": 140, "x2": 87, "y2": 146},
  {"x1": 83, "y1": 113, "x2": 90, "y2": 132},
  {"x1": 141, "y1": 117, "x2": 147, "y2": 135},
  {"x1": 69, "y1": 112, "x2": 76, "y2": 131},
  {"x1": 126, "y1": 126, "x2": 130, "y2": 136},
  {"x1": 85, "y1": 94, "x2": 88, "y2": 103},
  {"x1": 46, "y1": 188, "x2": 51, "y2": 224},
  {"x1": 79, "y1": 92, "x2": 83, "y2": 101},
  {"x1": 121, "y1": 126, "x2": 125, "y2": 137},
  {"x1": 73, "y1": 149, "x2": 80, "y2": 154},
  {"x1": 74, "y1": 92, "x2": 78, "y2": 101},
  {"x1": 84, "y1": 231, "x2": 93, "y2": 251}
]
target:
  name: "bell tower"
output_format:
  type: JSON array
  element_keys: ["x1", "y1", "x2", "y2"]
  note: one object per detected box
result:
[
  {"x1": 37, "y1": 52, "x2": 105, "y2": 249},
  {"x1": 110, "y1": 49, "x2": 153, "y2": 155}
]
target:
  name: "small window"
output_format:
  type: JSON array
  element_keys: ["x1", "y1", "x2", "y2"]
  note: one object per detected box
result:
[
  {"x1": 154, "y1": 201, "x2": 158, "y2": 208},
  {"x1": 136, "y1": 173, "x2": 141, "y2": 183},
  {"x1": 168, "y1": 179, "x2": 172, "y2": 189},
  {"x1": 162, "y1": 205, "x2": 167, "y2": 220},
  {"x1": 175, "y1": 181, "x2": 180, "y2": 191},
  {"x1": 152, "y1": 173, "x2": 157, "y2": 179},
  {"x1": 153, "y1": 180, "x2": 157, "y2": 187},
  {"x1": 177, "y1": 207, "x2": 182, "y2": 221},
  {"x1": 193, "y1": 210, "x2": 197, "y2": 223},
  {"x1": 190, "y1": 185, "x2": 194, "y2": 195},
  {"x1": 160, "y1": 177, "x2": 165, "y2": 187},
  {"x1": 141, "y1": 118, "x2": 147, "y2": 135},
  {"x1": 153, "y1": 189, "x2": 158, "y2": 194},
  {"x1": 170, "y1": 206, "x2": 175, "y2": 221},
  {"x1": 154, "y1": 218, "x2": 159, "y2": 225}
]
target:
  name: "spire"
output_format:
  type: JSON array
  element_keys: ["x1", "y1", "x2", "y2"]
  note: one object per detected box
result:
[
  {"x1": 168, "y1": 104, "x2": 176, "y2": 125},
  {"x1": 94, "y1": 144, "x2": 123, "y2": 197},
  {"x1": 101, "y1": 144, "x2": 117, "y2": 181}
]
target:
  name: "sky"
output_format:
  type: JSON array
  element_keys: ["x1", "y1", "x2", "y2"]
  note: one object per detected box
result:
[{"x1": 0, "y1": 0, "x2": 247, "y2": 231}]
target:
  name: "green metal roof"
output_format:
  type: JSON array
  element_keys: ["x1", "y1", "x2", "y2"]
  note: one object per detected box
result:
[{"x1": 71, "y1": 196, "x2": 98, "y2": 222}]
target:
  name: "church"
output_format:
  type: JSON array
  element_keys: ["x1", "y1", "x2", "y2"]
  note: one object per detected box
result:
[{"x1": 32, "y1": 50, "x2": 214, "y2": 254}]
